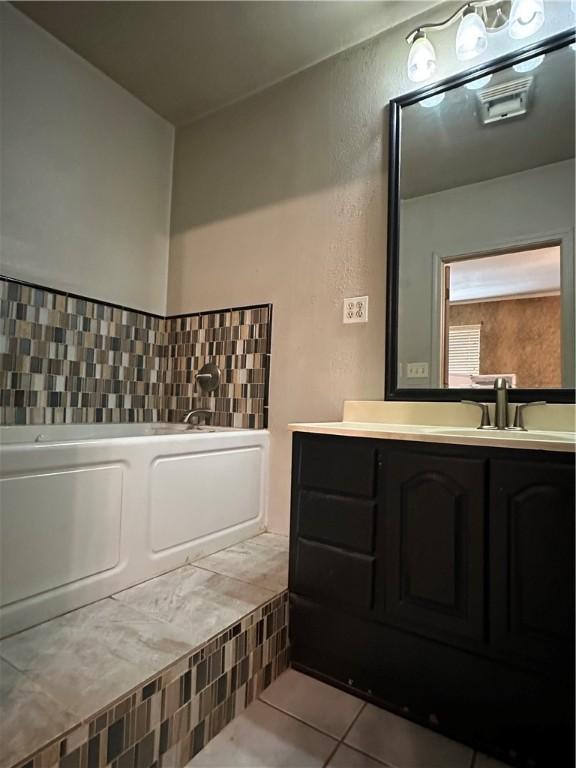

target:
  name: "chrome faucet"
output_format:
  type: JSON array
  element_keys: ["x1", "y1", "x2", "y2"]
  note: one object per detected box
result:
[
  {"x1": 510, "y1": 400, "x2": 547, "y2": 431},
  {"x1": 182, "y1": 408, "x2": 212, "y2": 425},
  {"x1": 493, "y1": 377, "x2": 509, "y2": 430},
  {"x1": 462, "y1": 400, "x2": 493, "y2": 429},
  {"x1": 463, "y1": 382, "x2": 547, "y2": 432}
]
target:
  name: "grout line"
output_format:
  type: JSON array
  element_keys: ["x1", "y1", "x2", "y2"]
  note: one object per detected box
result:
[
  {"x1": 338, "y1": 701, "x2": 366, "y2": 746},
  {"x1": 251, "y1": 679, "x2": 394, "y2": 768},
  {"x1": 110, "y1": 563, "x2": 278, "y2": 603},
  {"x1": 191, "y1": 562, "x2": 287, "y2": 594},
  {"x1": 0, "y1": 594, "x2": 121, "y2": 642},
  {"x1": 321, "y1": 702, "x2": 366, "y2": 768},
  {"x1": 321, "y1": 739, "x2": 342, "y2": 767},
  {"x1": 333, "y1": 743, "x2": 395, "y2": 768},
  {"x1": 111, "y1": 567, "x2": 285, "y2": 628},
  {"x1": 257, "y1": 697, "x2": 340, "y2": 745}
]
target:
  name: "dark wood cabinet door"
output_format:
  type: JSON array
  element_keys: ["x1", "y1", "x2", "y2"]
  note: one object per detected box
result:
[
  {"x1": 378, "y1": 448, "x2": 486, "y2": 647},
  {"x1": 490, "y1": 458, "x2": 575, "y2": 666}
]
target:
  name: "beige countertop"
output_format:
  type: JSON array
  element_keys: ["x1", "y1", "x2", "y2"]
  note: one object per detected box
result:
[{"x1": 288, "y1": 420, "x2": 576, "y2": 453}]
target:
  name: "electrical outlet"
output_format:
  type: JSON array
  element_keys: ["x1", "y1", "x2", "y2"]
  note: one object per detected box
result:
[
  {"x1": 407, "y1": 362, "x2": 429, "y2": 378},
  {"x1": 343, "y1": 296, "x2": 369, "y2": 324}
]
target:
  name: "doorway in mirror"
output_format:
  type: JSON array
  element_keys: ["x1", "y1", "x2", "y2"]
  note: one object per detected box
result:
[{"x1": 441, "y1": 245, "x2": 562, "y2": 389}]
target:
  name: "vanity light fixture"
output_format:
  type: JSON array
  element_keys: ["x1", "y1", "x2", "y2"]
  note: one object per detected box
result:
[
  {"x1": 465, "y1": 73, "x2": 493, "y2": 89},
  {"x1": 508, "y1": 0, "x2": 545, "y2": 39},
  {"x1": 456, "y1": 8, "x2": 489, "y2": 61},
  {"x1": 406, "y1": 0, "x2": 547, "y2": 82},
  {"x1": 513, "y1": 52, "x2": 545, "y2": 71},
  {"x1": 407, "y1": 32, "x2": 437, "y2": 82},
  {"x1": 420, "y1": 92, "x2": 446, "y2": 108}
]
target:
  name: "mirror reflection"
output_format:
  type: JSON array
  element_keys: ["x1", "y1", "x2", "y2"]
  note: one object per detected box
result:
[{"x1": 397, "y1": 43, "x2": 575, "y2": 390}]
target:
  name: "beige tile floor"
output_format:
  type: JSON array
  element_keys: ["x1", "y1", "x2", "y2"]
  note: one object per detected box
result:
[
  {"x1": 187, "y1": 668, "x2": 510, "y2": 768},
  {"x1": 0, "y1": 533, "x2": 289, "y2": 768},
  {"x1": 1, "y1": 531, "x2": 512, "y2": 768}
]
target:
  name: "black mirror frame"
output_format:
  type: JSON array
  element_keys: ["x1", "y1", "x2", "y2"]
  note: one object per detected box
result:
[{"x1": 385, "y1": 28, "x2": 576, "y2": 404}]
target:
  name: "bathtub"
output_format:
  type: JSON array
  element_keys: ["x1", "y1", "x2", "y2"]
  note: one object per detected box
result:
[{"x1": 0, "y1": 424, "x2": 268, "y2": 637}]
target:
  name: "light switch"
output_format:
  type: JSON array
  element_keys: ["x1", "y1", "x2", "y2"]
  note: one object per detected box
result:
[{"x1": 407, "y1": 362, "x2": 429, "y2": 378}]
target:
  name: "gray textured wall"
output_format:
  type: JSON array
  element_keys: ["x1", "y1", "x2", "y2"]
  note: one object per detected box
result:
[
  {"x1": 1, "y1": 5, "x2": 174, "y2": 315},
  {"x1": 168, "y1": 2, "x2": 574, "y2": 532}
]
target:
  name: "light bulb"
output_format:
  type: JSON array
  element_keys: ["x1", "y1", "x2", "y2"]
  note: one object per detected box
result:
[
  {"x1": 513, "y1": 53, "x2": 545, "y2": 72},
  {"x1": 407, "y1": 34, "x2": 437, "y2": 82},
  {"x1": 509, "y1": 0, "x2": 545, "y2": 39},
  {"x1": 465, "y1": 74, "x2": 493, "y2": 90},
  {"x1": 456, "y1": 11, "x2": 488, "y2": 61},
  {"x1": 420, "y1": 92, "x2": 445, "y2": 108}
]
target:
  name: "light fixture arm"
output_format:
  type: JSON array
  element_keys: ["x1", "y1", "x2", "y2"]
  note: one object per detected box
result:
[{"x1": 406, "y1": 0, "x2": 506, "y2": 44}]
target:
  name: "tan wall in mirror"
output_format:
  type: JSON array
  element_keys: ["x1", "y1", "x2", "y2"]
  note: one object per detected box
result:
[{"x1": 449, "y1": 295, "x2": 561, "y2": 388}]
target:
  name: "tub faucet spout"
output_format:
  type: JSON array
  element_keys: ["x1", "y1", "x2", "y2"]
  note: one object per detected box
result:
[{"x1": 182, "y1": 409, "x2": 212, "y2": 425}]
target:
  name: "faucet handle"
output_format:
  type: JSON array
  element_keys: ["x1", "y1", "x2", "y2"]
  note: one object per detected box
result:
[
  {"x1": 462, "y1": 400, "x2": 492, "y2": 430},
  {"x1": 511, "y1": 401, "x2": 547, "y2": 431}
]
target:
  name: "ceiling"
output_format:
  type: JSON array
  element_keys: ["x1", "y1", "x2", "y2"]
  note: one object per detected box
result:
[
  {"x1": 400, "y1": 43, "x2": 575, "y2": 198},
  {"x1": 450, "y1": 246, "x2": 561, "y2": 302},
  {"x1": 13, "y1": 0, "x2": 441, "y2": 126}
]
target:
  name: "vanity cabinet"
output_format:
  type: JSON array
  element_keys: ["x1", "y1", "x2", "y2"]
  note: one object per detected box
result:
[
  {"x1": 378, "y1": 448, "x2": 485, "y2": 648},
  {"x1": 289, "y1": 432, "x2": 575, "y2": 766}
]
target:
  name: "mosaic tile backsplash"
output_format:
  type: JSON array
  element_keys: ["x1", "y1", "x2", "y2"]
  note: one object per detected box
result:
[
  {"x1": 14, "y1": 592, "x2": 288, "y2": 768},
  {"x1": 164, "y1": 309, "x2": 270, "y2": 429},
  {"x1": 0, "y1": 279, "x2": 271, "y2": 428}
]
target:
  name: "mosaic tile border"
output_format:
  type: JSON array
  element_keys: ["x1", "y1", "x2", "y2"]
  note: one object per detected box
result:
[
  {"x1": 13, "y1": 592, "x2": 288, "y2": 768},
  {"x1": 0, "y1": 277, "x2": 272, "y2": 429}
]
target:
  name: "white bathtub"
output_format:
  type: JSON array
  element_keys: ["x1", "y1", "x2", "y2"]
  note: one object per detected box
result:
[{"x1": 0, "y1": 424, "x2": 269, "y2": 637}]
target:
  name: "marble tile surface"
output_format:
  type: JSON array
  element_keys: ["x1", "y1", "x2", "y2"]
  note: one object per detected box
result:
[
  {"x1": 194, "y1": 538, "x2": 289, "y2": 592},
  {"x1": 0, "y1": 658, "x2": 79, "y2": 768},
  {"x1": 0, "y1": 598, "x2": 193, "y2": 720},
  {"x1": 249, "y1": 533, "x2": 289, "y2": 551},
  {"x1": 113, "y1": 565, "x2": 275, "y2": 642},
  {"x1": 260, "y1": 669, "x2": 364, "y2": 738},
  {"x1": 345, "y1": 704, "x2": 474, "y2": 768},
  {"x1": 187, "y1": 699, "x2": 335, "y2": 767}
]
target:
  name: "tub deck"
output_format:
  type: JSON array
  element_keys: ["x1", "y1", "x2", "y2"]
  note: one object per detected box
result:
[{"x1": 0, "y1": 533, "x2": 289, "y2": 768}]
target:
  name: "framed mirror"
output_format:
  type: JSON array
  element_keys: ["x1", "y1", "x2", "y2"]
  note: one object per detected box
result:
[{"x1": 386, "y1": 30, "x2": 576, "y2": 402}]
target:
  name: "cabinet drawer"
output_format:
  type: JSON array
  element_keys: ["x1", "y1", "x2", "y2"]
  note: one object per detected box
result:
[
  {"x1": 292, "y1": 539, "x2": 375, "y2": 612},
  {"x1": 298, "y1": 436, "x2": 376, "y2": 497},
  {"x1": 298, "y1": 491, "x2": 375, "y2": 553}
]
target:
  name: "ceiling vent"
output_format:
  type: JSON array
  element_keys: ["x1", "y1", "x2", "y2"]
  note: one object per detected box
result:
[{"x1": 477, "y1": 76, "x2": 533, "y2": 125}]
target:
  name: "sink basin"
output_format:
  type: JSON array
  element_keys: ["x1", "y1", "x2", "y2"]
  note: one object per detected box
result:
[{"x1": 425, "y1": 427, "x2": 575, "y2": 443}]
